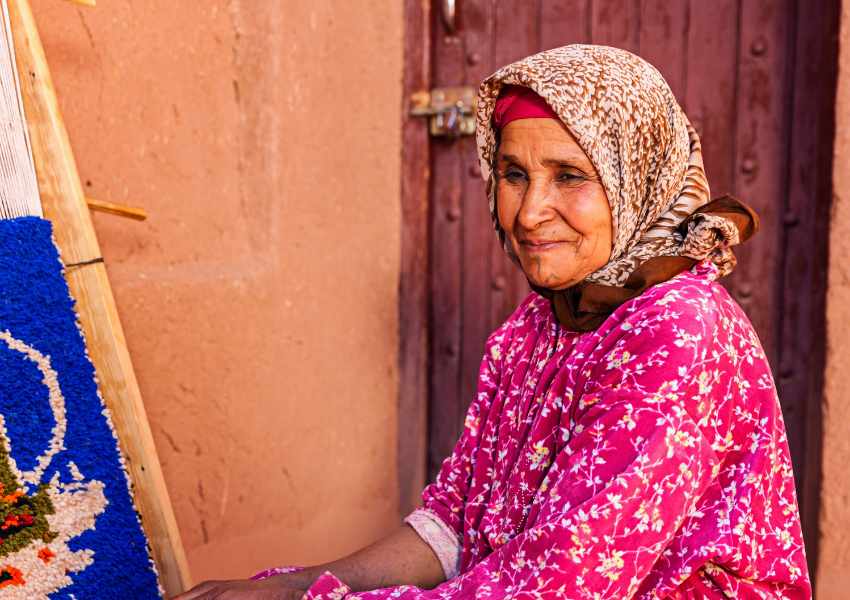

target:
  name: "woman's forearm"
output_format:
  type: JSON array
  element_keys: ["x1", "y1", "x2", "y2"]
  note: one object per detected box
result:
[{"x1": 275, "y1": 524, "x2": 446, "y2": 593}]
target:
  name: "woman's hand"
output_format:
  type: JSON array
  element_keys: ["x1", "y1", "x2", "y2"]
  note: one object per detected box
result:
[
  {"x1": 169, "y1": 575, "x2": 304, "y2": 600},
  {"x1": 170, "y1": 523, "x2": 444, "y2": 599}
]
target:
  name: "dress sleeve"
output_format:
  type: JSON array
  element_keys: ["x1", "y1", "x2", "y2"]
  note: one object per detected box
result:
[
  {"x1": 401, "y1": 318, "x2": 509, "y2": 579},
  {"x1": 304, "y1": 299, "x2": 731, "y2": 599},
  {"x1": 403, "y1": 508, "x2": 461, "y2": 580},
  {"x1": 414, "y1": 321, "x2": 506, "y2": 536}
]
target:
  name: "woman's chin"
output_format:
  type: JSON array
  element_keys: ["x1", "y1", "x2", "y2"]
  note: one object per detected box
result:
[
  {"x1": 515, "y1": 250, "x2": 594, "y2": 290},
  {"x1": 521, "y1": 267, "x2": 579, "y2": 291}
]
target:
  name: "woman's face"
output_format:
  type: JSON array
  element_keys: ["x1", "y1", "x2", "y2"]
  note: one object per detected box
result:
[{"x1": 496, "y1": 118, "x2": 613, "y2": 290}]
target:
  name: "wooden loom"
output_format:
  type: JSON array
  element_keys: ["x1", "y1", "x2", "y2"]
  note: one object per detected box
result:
[{"x1": 1, "y1": 0, "x2": 190, "y2": 595}]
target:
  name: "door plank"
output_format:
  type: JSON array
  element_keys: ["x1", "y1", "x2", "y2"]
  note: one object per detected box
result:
[
  {"x1": 684, "y1": 0, "x2": 738, "y2": 198},
  {"x1": 456, "y1": 0, "x2": 497, "y2": 475},
  {"x1": 591, "y1": 0, "x2": 641, "y2": 54},
  {"x1": 638, "y1": 0, "x2": 688, "y2": 101},
  {"x1": 730, "y1": 0, "x2": 792, "y2": 373},
  {"x1": 777, "y1": 0, "x2": 839, "y2": 570},
  {"x1": 540, "y1": 0, "x2": 592, "y2": 49},
  {"x1": 428, "y1": 13, "x2": 468, "y2": 477}
]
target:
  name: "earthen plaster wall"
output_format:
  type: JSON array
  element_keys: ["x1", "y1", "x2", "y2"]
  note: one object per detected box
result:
[
  {"x1": 33, "y1": 0, "x2": 403, "y2": 583},
  {"x1": 818, "y1": 1, "x2": 850, "y2": 597}
]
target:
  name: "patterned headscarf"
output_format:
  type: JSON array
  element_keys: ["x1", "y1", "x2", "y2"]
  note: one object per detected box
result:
[{"x1": 475, "y1": 44, "x2": 754, "y2": 288}]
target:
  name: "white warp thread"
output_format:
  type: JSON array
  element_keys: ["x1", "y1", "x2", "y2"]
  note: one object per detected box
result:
[{"x1": 0, "y1": 0, "x2": 41, "y2": 219}]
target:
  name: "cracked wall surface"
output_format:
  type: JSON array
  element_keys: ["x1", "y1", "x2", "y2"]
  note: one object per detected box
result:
[
  {"x1": 819, "y1": 2, "x2": 850, "y2": 597},
  {"x1": 33, "y1": 0, "x2": 403, "y2": 583}
]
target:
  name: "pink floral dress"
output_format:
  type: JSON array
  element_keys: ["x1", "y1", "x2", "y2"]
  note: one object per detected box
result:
[{"x1": 269, "y1": 261, "x2": 811, "y2": 598}]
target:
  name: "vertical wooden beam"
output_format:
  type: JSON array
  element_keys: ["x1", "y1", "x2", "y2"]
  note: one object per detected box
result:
[
  {"x1": 398, "y1": 0, "x2": 431, "y2": 509},
  {"x1": 730, "y1": 0, "x2": 792, "y2": 371},
  {"x1": 458, "y1": 0, "x2": 495, "y2": 457},
  {"x1": 778, "y1": 0, "x2": 840, "y2": 578},
  {"x1": 428, "y1": 2, "x2": 467, "y2": 481},
  {"x1": 7, "y1": 0, "x2": 190, "y2": 594}
]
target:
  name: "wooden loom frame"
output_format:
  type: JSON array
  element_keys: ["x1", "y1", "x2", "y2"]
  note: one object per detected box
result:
[{"x1": 6, "y1": 0, "x2": 190, "y2": 595}]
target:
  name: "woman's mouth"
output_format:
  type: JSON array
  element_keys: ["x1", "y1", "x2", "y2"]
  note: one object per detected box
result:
[{"x1": 520, "y1": 240, "x2": 565, "y2": 253}]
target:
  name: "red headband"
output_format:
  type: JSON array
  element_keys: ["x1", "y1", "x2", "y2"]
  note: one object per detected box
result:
[{"x1": 493, "y1": 85, "x2": 560, "y2": 130}]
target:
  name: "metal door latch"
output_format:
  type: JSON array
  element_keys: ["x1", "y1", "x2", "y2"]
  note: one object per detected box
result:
[{"x1": 410, "y1": 86, "x2": 476, "y2": 137}]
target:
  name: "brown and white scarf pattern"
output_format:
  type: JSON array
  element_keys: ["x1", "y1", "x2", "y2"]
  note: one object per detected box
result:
[{"x1": 475, "y1": 44, "x2": 748, "y2": 287}]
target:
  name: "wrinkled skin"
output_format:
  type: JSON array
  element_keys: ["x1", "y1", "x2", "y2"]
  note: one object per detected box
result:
[{"x1": 495, "y1": 118, "x2": 612, "y2": 290}]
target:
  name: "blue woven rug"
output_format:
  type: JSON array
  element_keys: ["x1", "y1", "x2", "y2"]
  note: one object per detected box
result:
[{"x1": 0, "y1": 217, "x2": 161, "y2": 598}]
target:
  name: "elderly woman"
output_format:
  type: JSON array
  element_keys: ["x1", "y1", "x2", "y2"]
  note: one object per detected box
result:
[{"x1": 176, "y1": 45, "x2": 810, "y2": 599}]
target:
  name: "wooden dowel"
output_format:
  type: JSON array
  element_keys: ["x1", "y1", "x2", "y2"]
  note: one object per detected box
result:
[
  {"x1": 86, "y1": 196, "x2": 148, "y2": 221},
  {"x1": 8, "y1": 0, "x2": 190, "y2": 595}
]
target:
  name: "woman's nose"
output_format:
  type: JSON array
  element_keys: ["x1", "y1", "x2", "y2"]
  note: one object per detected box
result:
[{"x1": 516, "y1": 178, "x2": 555, "y2": 230}]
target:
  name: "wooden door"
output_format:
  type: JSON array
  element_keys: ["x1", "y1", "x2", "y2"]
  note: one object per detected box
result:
[{"x1": 414, "y1": 0, "x2": 838, "y2": 571}]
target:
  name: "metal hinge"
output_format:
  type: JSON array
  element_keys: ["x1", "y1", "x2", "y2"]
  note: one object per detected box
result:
[{"x1": 410, "y1": 86, "x2": 476, "y2": 137}]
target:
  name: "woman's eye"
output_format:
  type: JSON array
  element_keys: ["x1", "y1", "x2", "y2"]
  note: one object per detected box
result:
[
  {"x1": 503, "y1": 169, "x2": 526, "y2": 183},
  {"x1": 557, "y1": 171, "x2": 582, "y2": 183}
]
